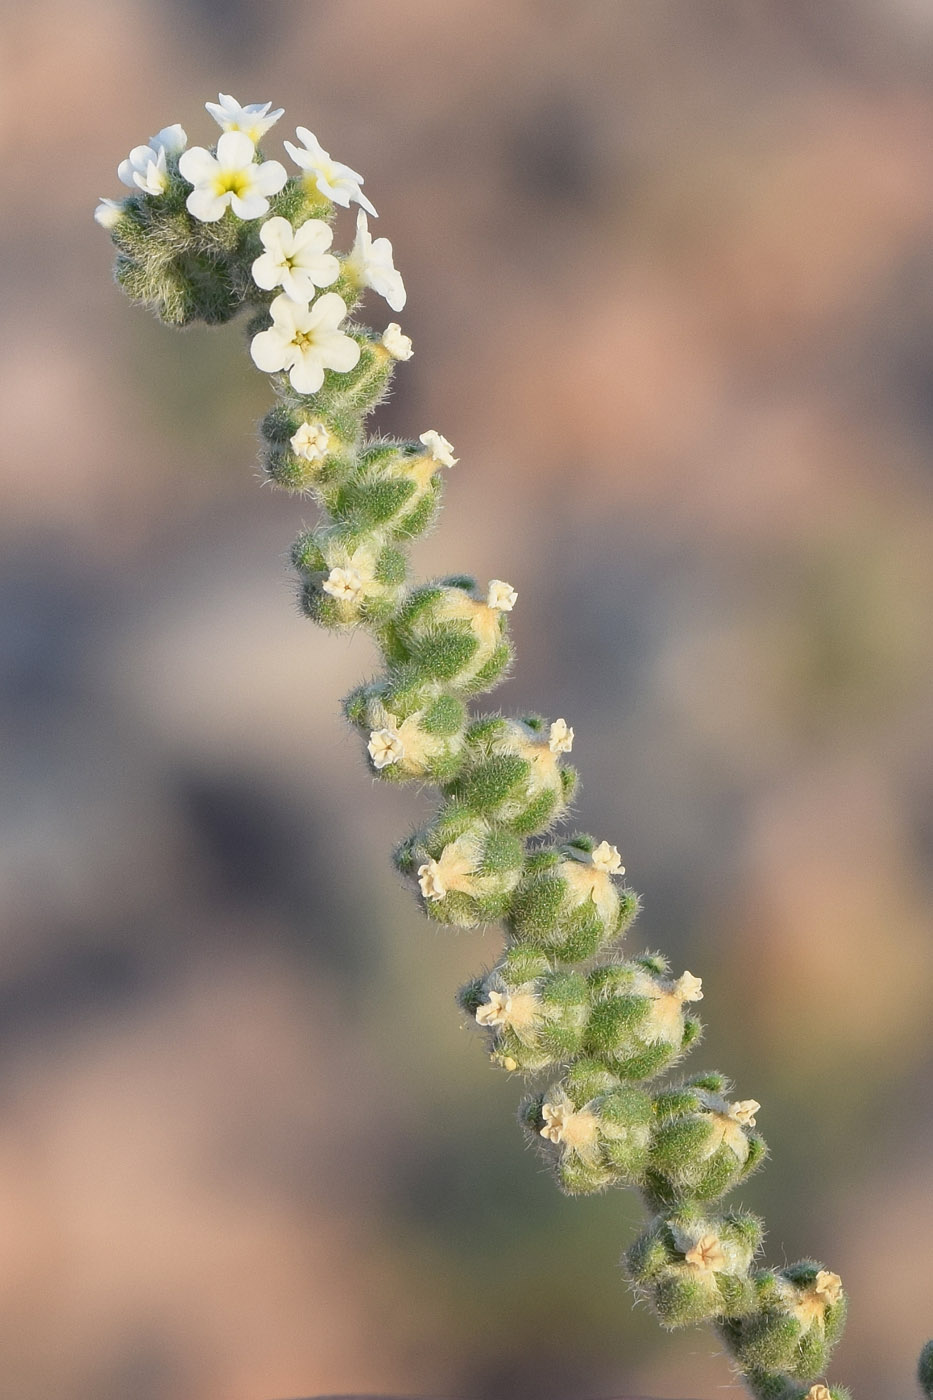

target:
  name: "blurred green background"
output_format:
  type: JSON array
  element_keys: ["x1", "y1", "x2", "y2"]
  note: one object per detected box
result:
[{"x1": 1, "y1": 2, "x2": 932, "y2": 1398}]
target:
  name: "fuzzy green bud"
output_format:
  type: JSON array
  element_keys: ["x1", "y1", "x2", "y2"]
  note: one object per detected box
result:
[
  {"x1": 329, "y1": 438, "x2": 445, "y2": 541},
  {"x1": 626, "y1": 1205, "x2": 761, "y2": 1329},
  {"x1": 645, "y1": 1075, "x2": 767, "y2": 1211},
  {"x1": 583, "y1": 956, "x2": 704, "y2": 1080},
  {"x1": 718, "y1": 1264, "x2": 847, "y2": 1383},
  {"x1": 444, "y1": 714, "x2": 578, "y2": 836},
  {"x1": 507, "y1": 834, "x2": 639, "y2": 962},
  {"x1": 521, "y1": 1060, "x2": 654, "y2": 1194},
  {"x1": 260, "y1": 405, "x2": 352, "y2": 494},
  {"x1": 344, "y1": 674, "x2": 467, "y2": 784},
  {"x1": 395, "y1": 802, "x2": 524, "y2": 927},
  {"x1": 293, "y1": 523, "x2": 407, "y2": 629},
  {"x1": 382, "y1": 577, "x2": 514, "y2": 695},
  {"x1": 460, "y1": 958, "x2": 589, "y2": 1073},
  {"x1": 921, "y1": 1341, "x2": 933, "y2": 1400}
]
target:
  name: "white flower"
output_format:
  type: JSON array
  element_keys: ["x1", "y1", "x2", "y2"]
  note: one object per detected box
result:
[
  {"x1": 368, "y1": 727, "x2": 404, "y2": 770},
  {"x1": 381, "y1": 323, "x2": 413, "y2": 360},
  {"x1": 729, "y1": 1099, "x2": 761, "y2": 1128},
  {"x1": 251, "y1": 216, "x2": 339, "y2": 301},
  {"x1": 94, "y1": 197, "x2": 124, "y2": 229},
  {"x1": 475, "y1": 991, "x2": 512, "y2": 1028},
  {"x1": 205, "y1": 93, "x2": 284, "y2": 143},
  {"x1": 548, "y1": 718, "x2": 574, "y2": 754},
  {"x1": 345, "y1": 210, "x2": 406, "y2": 310},
  {"x1": 591, "y1": 840, "x2": 624, "y2": 875},
  {"x1": 806, "y1": 1386, "x2": 832, "y2": 1400},
  {"x1": 117, "y1": 124, "x2": 187, "y2": 195},
  {"x1": 487, "y1": 580, "x2": 517, "y2": 612},
  {"x1": 419, "y1": 430, "x2": 457, "y2": 467},
  {"x1": 284, "y1": 127, "x2": 377, "y2": 216},
  {"x1": 673, "y1": 971, "x2": 703, "y2": 1002},
  {"x1": 418, "y1": 859, "x2": 446, "y2": 900},
  {"x1": 684, "y1": 1232, "x2": 726, "y2": 1273},
  {"x1": 539, "y1": 1101, "x2": 600, "y2": 1155},
  {"x1": 250, "y1": 292, "x2": 360, "y2": 395},
  {"x1": 322, "y1": 567, "x2": 363, "y2": 602},
  {"x1": 290, "y1": 421, "x2": 331, "y2": 462},
  {"x1": 179, "y1": 131, "x2": 287, "y2": 223}
]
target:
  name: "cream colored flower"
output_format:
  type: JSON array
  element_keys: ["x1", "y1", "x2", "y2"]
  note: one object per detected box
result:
[
  {"x1": 486, "y1": 579, "x2": 517, "y2": 612},
  {"x1": 179, "y1": 131, "x2": 286, "y2": 222},
  {"x1": 250, "y1": 292, "x2": 360, "y2": 395},
  {"x1": 673, "y1": 971, "x2": 703, "y2": 1002},
  {"x1": 730, "y1": 1100, "x2": 761, "y2": 1128},
  {"x1": 548, "y1": 718, "x2": 574, "y2": 754},
  {"x1": 419, "y1": 430, "x2": 457, "y2": 467},
  {"x1": 251, "y1": 216, "x2": 339, "y2": 302},
  {"x1": 94, "y1": 197, "x2": 124, "y2": 228},
  {"x1": 814, "y1": 1271, "x2": 843, "y2": 1307},
  {"x1": 540, "y1": 1100, "x2": 600, "y2": 1155},
  {"x1": 805, "y1": 1387, "x2": 832, "y2": 1400},
  {"x1": 684, "y1": 1232, "x2": 726, "y2": 1272},
  {"x1": 290, "y1": 421, "x2": 331, "y2": 462},
  {"x1": 345, "y1": 210, "x2": 406, "y2": 310},
  {"x1": 382, "y1": 323, "x2": 413, "y2": 360},
  {"x1": 540, "y1": 1102, "x2": 571, "y2": 1143},
  {"x1": 205, "y1": 93, "x2": 284, "y2": 143},
  {"x1": 367, "y1": 727, "x2": 404, "y2": 770},
  {"x1": 284, "y1": 127, "x2": 377, "y2": 215},
  {"x1": 475, "y1": 991, "x2": 512, "y2": 1027},
  {"x1": 417, "y1": 859, "x2": 446, "y2": 900},
  {"x1": 322, "y1": 566, "x2": 363, "y2": 602},
  {"x1": 591, "y1": 841, "x2": 624, "y2": 875}
]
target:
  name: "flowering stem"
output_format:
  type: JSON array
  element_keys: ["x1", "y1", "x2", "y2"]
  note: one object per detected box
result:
[{"x1": 100, "y1": 92, "x2": 928, "y2": 1400}]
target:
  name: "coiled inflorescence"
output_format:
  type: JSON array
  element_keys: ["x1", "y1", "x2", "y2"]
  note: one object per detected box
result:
[{"x1": 100, "y1": 91, "x2": 925, "y2": 1400}]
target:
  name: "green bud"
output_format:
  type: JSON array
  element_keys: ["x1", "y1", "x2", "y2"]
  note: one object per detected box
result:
[
  {"x1": 260, "y1": 406, "x2": 353, "y2": 494},
  {"x1": 583, "y1": 958, "x2": 704, "y2": 1080},
  {"x1": 444, "y1": 714, "x2": 578, "y2": 836},
  {"x1": 293, "y1": 523, "x2": 407, "y2": 630},
  {"x1": 394, "y1": 803, "x2": 524, "y2": 927},
  {"x1": 343, "y1": 675, "x2": 468, "y2": 784},
  {"x1": 382, "y1": 578, "x2": 514, "y2": 695},
  {"x1": 507, "y1": 836, "x2": 639, "y2": 962},
  {"x1": 921, "y1": 1341, "x2": 933, "y2": 1400},
  {"x1": 330, "y1": 439, "x2": 444, "y2": 540},
  {"x1": 626, "y1": 1205, "x2": 761, "y2": 1329},
  {"x1": 460, "y1": 960, "x2": 589, "y2": 1073},
  {"x1": 644, "y1": 1077, "x2": 767, "y2": 1212},
  {"x1": 522, "y1": 1066, "x2": 653, "y2": 1194},
  {"x1": 718, "y1": 1264, "x2": 846, "y2": 1383}
]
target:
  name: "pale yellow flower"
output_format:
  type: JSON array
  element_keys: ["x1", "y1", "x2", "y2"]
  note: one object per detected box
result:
[
  {"x1": 475, "y1": 991, "x2": 512, "y2": 1027},
  {"x1": 419, "y1": 430, "x2": 457, "y2": 467},
  {"x1": 290, "y1": 421, "x2": 331, "y2": 462},
  {"x1": 730, "y1": 1099, "x2": 761, "y2": 1128},
  {"x1": 814, "y1": 1270, "x2": 843, "y2": 1307},
  {"x1": 591, "y1": 840, "x2": 624, "y2": 875},
  {"x1": 548, "y1": 718, "x2": 574, "y2": 754},
  {"x1": 367, "y1": 727, "x2": 404, "y2": 769},
  {"x1": 382, "y1": 323, "x2": 413, "y2": 360},
  {"x1": 322, "y1": 566, "x2": 363, "y2": 602},
  {"x1": 486, "y1": 579, "x2": 517, "y2": 611},
  {"x1": 417, "y1": 859, "x2": 446, "y2": 900},
  {"x1": 684, "y1": 1232, "x2": 726, "y2": 1272}
]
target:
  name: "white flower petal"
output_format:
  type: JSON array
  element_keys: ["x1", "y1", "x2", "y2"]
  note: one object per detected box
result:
[
  {"x1": 230, "y1": 190, "x2": 271, "y2": 220},
  {"x1": 185, "y1": 187, "x2": 227, "y2": 222},
  {"x1": 178, "y1": 146, "x2": 219, "y2": 185},
  {"x1": 288, "y1": 356, "x2": 325, "y2": 396},
  {"x1": 252, "y1": 159, "x2": 288, "y2": 195},
  {"x1": 216, "y1": 130, "x2": 256, "y2": 170},
  {"x1": 250, "y1": 326, "x2": 292, "y2": 374}
]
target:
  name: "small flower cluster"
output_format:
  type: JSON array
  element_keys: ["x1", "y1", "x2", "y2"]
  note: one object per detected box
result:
[{"x1": 101, "y1": 95, "x2": 871, "y2": 1400}]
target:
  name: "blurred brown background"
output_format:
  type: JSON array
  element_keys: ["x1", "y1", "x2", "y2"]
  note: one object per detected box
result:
[{"x1": 1, "y1": 2, "x2": 932, "y2": 1398}]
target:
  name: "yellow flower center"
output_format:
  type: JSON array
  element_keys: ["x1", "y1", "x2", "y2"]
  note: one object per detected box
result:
[{"x1": 214, "y1": 170, "x2": 251, "y2": 197}]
